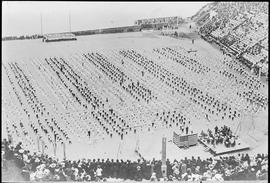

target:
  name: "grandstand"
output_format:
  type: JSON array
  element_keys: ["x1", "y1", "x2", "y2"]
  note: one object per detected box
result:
[
  {"x1": 2, "y1": 2, "x2": 268, "y2": 182},
  {"x1": 194, "y1": 2, "x2": 268, "y2": 79}
]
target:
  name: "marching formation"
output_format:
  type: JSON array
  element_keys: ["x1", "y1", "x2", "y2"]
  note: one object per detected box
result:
[{"x1": 3, "y1": 43, "x2": 267, "y2": 155}]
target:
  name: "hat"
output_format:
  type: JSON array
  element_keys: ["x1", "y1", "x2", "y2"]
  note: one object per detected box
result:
[{"x1": 19, "y1": 149, "x2": 24, "y2": 153}]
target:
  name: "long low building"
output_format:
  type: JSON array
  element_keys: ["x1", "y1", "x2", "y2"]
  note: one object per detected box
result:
[
  {"x1": 42, "y1": 32, "x2": 77, "y2": 42},
  {"x1": 135, "y1": 16, "x2": 184, "y2": 26}
]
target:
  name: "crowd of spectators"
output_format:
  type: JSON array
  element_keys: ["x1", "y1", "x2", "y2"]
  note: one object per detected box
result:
[
  {"x1": 2, "y1": 139, "x2": 268, "y2": 181},
  {"x1": 198, "y1": 2, "x2": 268, "y2": 75}
]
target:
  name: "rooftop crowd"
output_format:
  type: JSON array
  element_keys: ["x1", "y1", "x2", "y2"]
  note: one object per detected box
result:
[{"x1": 2, "y1": 139, "x2": 268, "y2": 181}]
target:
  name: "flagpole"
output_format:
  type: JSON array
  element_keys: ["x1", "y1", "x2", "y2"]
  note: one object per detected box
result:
[
  {"x1": 40, "y1": 13, "x2": 43, "y2": 36},
  {"x1": 69, "y1": 11, "x2": 71, "y2": 32}
]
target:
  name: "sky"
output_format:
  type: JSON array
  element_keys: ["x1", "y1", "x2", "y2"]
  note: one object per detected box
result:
[{"x1": 2, "y1": 1, "x2": 210, "y2": 37}]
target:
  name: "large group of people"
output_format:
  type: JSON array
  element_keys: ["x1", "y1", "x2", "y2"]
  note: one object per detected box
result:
[
  {"x1": 198, "y1": 2, "x2": 268, "y2": 75},
  {"x1": 2, "y1": 22, "x2": 268, "y2": 182},
  {"x1": 45, "y1": 56, "x2": 133, "y2": 139},
  {"x1": 153, "y1": 47, "x2": 211, "y2": 75},
  {"x1": 83, "y1": 52, "x2": 155, "y2": 103},
  {"x1": 120, "y1": 48, "x2": 242, "y2": 123},
  {"x1": 3, "y1": 62, "x2": 70, "y2": 150},
  {"x1": 3, "y1": 42, "x2": 267, "y2": 158},
  {"x1": 2, "y1": 2, "x2": 269, "y2": 182},
  {"x1": 155, "y1": 110, "x2": 193, "y2": 133},
  {"x1": 200, "y1": 125, "x2": 237, "y2": 148},
  {"x1": 2, "y1": 140, "x2": 268, "y2": 181}
]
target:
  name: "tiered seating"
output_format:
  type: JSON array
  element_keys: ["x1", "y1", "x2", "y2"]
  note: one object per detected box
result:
[{"x1": 198, "y1": 2, "x2": 268, "y2": 73}]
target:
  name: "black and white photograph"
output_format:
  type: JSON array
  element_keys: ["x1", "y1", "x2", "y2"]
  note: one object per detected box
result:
[{"x1": 2, "y1": 1, "x2": 268, "y2": 182}]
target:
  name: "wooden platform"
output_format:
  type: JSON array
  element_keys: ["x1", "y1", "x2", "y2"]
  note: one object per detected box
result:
[
  {"x1": 173, "y1": 132, "x2": 198, "y2": 148},
  {"x1": 198, "y1": 137, "x2": 250, "y2": 156}
]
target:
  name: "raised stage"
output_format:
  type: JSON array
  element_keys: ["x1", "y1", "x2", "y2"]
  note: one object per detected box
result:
[{"x1": 198, "y1": 137, "x2": 250, "y2": 156}]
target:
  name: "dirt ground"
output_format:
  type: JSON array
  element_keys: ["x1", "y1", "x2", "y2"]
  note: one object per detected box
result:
[{"x1": 2, "y1": 30, "x2": 268, "y2": 161}]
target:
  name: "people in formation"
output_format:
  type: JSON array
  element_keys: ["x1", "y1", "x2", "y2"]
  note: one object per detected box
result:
[
  {"x1": 2, "y1": 19, "x2": 268, "y2": 182},
  {"x1": 4, "y1": 39, "x2": 267, "y2": 149},
  {"x1": 2, "y1": 140, "x2": 268, "y2": 181},
  {"x1": 3, "y1": 46, "x2": 268, "y2": 170}
]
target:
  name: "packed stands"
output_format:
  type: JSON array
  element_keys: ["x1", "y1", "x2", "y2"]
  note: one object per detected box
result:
[{"x1": 197, "y1": 2, "x2": 268, "y2": 75}]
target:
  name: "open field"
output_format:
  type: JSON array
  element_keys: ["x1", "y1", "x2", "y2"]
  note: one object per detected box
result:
[{"x1": 2, "y1": 31, "x2": 268, "y2": 161}]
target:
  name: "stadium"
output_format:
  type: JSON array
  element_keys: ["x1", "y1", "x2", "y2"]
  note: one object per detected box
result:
[{"x1": 2, "y1": 2, "x2": 268, "y2": 182}]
